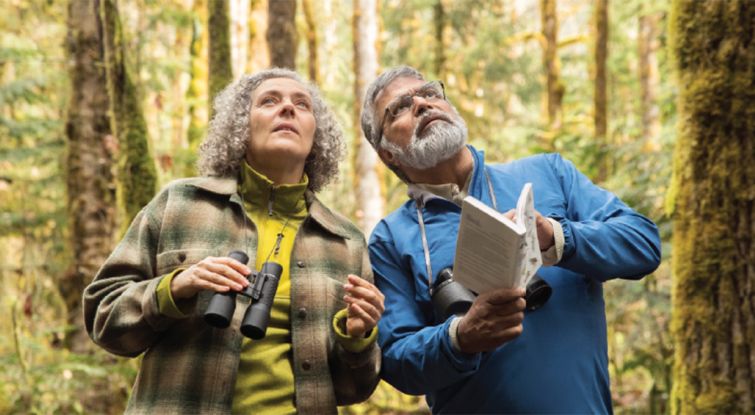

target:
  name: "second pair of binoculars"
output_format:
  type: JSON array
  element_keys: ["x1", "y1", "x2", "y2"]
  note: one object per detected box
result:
[
  {"x1": 430, "y1": 268, "x2": 552, "y2": 323},
  {"x1": 203, "y1": 250, "x2": 282, "y2": 340}
]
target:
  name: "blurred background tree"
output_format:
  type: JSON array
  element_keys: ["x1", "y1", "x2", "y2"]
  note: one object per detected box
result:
[{"x1": 2, "y1": 0, "x2": 751, "y2": 414}]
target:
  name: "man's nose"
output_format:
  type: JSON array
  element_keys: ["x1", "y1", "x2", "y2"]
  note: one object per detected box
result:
[{"x1": 412, "y1": 96, "x2": 435, "y2": 116}]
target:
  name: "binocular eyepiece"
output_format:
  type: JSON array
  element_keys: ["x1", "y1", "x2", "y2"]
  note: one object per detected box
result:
[
  {"x1": 430, "y1": 268, "x2": 552, "y2": 322},
  {"x1": 203, "y1": 250, "x2": 282, "y2": 340}
]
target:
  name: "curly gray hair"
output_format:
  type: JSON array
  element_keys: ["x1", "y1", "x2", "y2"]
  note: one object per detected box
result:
[{"x1": 198, "y1": 68, "x2": 345, "y2": 193}]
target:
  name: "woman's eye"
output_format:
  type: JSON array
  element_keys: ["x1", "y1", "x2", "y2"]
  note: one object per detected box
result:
[
  {"x1": 295, "y1": 100, "x2": 312, "y2": 110},
  {"x1": 260, "y1": 96, "x2": 277, "y2": 105}
]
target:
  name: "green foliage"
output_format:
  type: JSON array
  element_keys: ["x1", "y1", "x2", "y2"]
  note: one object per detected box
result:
[{"x1": 1, "y1": 0, "x2": 683, "y2": 413}]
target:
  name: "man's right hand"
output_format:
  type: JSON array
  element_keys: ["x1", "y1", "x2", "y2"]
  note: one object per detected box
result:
[
  {"x1": 456, "y1": 287, "x2": 526, "y2": 354},
  {"x1": 170, "y1": 256, "x2": 251, "y2": 300}
]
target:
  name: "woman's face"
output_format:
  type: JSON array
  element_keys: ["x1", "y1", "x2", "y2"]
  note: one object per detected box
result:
[{"x1": 247, "y1": 77, "x2": 316, "y2": 169}]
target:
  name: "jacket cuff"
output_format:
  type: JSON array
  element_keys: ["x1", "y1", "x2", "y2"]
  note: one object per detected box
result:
[
  {"x1": 441, "y1": 316, "x2": 481, "y2": 372},
  {"x1": 552, "y1": 216, "x2": 575, "y2": 260},
  {"x1": 332, "y1": 308, "x2": 378, "y2": 353},
  {"x1": 156, "y1": 268, "x2": 193, "y2": 318},
  {"x1": 541, "y1": 218, "x2": 565, "y2": 265}
]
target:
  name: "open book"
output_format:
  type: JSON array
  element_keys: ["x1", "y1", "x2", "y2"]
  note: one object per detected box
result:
[{"x1": 453, "y1": 183, "x2": 542, "y2": 293}]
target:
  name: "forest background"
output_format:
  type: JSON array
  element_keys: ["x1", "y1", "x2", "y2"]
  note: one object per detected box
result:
[{"x1": 1, "y1": 0, "x2": 752, "y2": 414}]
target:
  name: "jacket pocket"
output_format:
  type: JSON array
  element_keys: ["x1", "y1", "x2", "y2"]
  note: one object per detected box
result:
[{"x1": 155, "y1": 248, "x2": 215, "y2": 276}]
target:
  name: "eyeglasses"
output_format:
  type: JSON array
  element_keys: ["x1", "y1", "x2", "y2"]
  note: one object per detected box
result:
[{"x1": 375, "y1": 80, "x2": 446, "y2": 146}]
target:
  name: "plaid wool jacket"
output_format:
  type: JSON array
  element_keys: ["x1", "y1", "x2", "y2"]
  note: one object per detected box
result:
[{"x1": 83, "y1": 176, "x2": 380, "y2": 414}]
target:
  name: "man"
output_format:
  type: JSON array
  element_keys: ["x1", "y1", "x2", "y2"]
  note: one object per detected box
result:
[{"x1": 360, "y1": 66, "x2": 661, "y2": 414}]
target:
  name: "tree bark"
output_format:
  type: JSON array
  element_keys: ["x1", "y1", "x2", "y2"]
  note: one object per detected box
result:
[
  {"x1": 63, "y1": 0, "x2": 116, "y2": 350},
  {"x1": 187, "y1": 0, "x2": 208, "y2": 154},
  {"x1": 670, "y1": 1, "x2": 755, "y2": 413},
  {"x1": 541, "y1": 0, "x2": 563, "y2": 131},
  {"x1": 247, "y1": 0, "x2": 269, "y2": 73},
  {"x1": 230, "y1": 0, "x2": 250, "y2": 78},
  {"x1": 352, "y1": 0, "x2": 384, "y2": 234},
  {"x1": 433, "y1": 0, "x2": 446, "y2": 79},
  {"x1": 594, "y1": 0, "x2": 608, "y2": 181},
  {"x1": 302, "y1": 0, "x2": 319, "y2": 84},
  {"x1": 208, "y1": 0, "x2": 233, "y2": 111},
  {"x1": 266, "y1": 0, "x2": 297, "y2": 69},
  {"x1": 101, "y1": 0, "x2": 157, "y2": 232},
  {"x1": 638, "y1": 5, "x2": 661, "y2": 151}
]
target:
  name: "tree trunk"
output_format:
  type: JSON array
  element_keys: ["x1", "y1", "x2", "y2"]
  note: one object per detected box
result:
[
  {"x1": 638, "y1": 4, "x2": 661, "y2": 151},
  {"x1": 594, "y1": 0, "x2": 608, "y2": 181},
  {"x1": 266, "y1": 0, "x2": 297, "y2": 69},
  {"x1": 352, "y1": 0, "x2": 384, "y2": 234},
  {"x1": 302, "y1": 0, "x2": 319, "y2": 84},
  {"x1": 101, "y1": 0, "x2": 157, "y2": 231},
  {"x1": 322, "y1": 0, "x2": 337, "y2": 86},
  {"x1": 63, "y1": 0, "x2": 116, "y2": 351},
  {"x1": 669, "y1": 1, "x2": 755, "y2": 413},
  {"x1": 187, "y1": 0, "x2": 208, "y2": 147},
  {"x1": 433, "y1": 0, "x2": 446, "y2": 79},
  {"x1": 208, "y1": 0, "x2": 233, "y2": 112},
  {"x1": 230, "y1": 0, "x2": 250, "y2": 78},
  {"x1": 247, "y1": 0, "x2": 269, "y2": 73},
  {"x1": 541, "y1": 0, "x2": 563, "y2": 131}
]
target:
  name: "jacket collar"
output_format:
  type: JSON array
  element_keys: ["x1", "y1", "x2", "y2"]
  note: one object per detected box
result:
[
  {"x1": 406, "y1": 145, "x2": 485, "y2": 206},
  {"x1": 187, "y1": 176, "x2": 351, "y2": 240}
]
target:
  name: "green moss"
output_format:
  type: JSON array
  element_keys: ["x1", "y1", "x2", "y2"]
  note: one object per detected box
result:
[{"x1": 669, "y1": 0, "x2": 754, "y2": 413}]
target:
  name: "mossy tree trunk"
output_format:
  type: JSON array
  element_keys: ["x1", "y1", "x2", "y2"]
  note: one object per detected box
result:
[
  {"x1": 302, "y1": 0, "x2": 319, "y2": 84},
  {"x1": 208, "y1": 0, "x2": 233, "y2": 115},
  {"x1": 63, "y1": 0, "x2": 116, "y2": 351},
  {"x1": 101, "y1": 0, "x2": 157, "y2": 233},
  {"x1": 433, "y1": 0, "x2": 446, "y2": 79},
  {"x1": 593, "y1": 0, "x2": 608, "y2": 182},
  {"x1": 267, "y1": 0, "x2": 297, "y2": 69},
  {"x1": 352, "y1": 0, "x2": 384, "y2": 235},
  {"x1": 669, "y1": 1, "x2": 755, "y2": 413}
]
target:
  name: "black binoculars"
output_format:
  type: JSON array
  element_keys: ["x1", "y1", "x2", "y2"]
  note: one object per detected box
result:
[
  {"x1": 430, "y1": 268, "x2": 552, "y2": 322},
  {"x1": 203, "y1": 250, "x2": 282, "y2": 340}
]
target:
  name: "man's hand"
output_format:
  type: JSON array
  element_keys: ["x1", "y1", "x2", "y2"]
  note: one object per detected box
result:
[
  {"x1": 456, "y1": 287, "x2": 526, "y2": 354},
  {"x1": 503, "y1": 209, "x2": 555, "y2": 251},
  {"x1": 343, "y1": 275, "x2": 385, "y2": 337},
  {"x1": 170, "y1": 256, "x2": 251, "y2": 299}
]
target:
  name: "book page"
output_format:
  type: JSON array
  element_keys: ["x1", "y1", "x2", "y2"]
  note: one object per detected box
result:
[
  {"x1": 514, "y1": 183, "x2": 542, "y2": 287},
  {"x1": 453, "y1": 196, "x2": 525, "y2": 293}
]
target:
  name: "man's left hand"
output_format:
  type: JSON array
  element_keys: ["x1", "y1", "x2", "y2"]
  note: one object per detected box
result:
[
  {"x1": 343, "y1": 275, "x2": 385, "y2": 337},
  {"x1": 503, "y1": 209, "x2": 555, "y2": 251}
]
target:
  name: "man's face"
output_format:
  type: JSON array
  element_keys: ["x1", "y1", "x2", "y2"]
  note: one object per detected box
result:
[{"x1": 374, "y1": 77, "x2": 467, "y2": 170}]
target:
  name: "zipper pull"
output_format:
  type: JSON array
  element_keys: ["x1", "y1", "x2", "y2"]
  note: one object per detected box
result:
[
  {"x1": 273, "y1": 232, "x2": 284, "y2": 256},
  {"x1": 268, "y1": 187, "x2": 275, "y2": 216}
]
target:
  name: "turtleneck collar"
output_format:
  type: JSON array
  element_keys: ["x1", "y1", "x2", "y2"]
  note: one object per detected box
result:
[{"x1": 238, "y1": 161, "x2": 308, "y2": 217}]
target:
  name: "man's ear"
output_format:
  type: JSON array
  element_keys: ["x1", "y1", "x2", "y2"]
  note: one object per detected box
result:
[{"x1": 378, "y1": 147, "x2": 398, "y2": 167}]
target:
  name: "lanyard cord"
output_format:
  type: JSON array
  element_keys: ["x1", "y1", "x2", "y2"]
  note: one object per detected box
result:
[{"x1": 415, "y1": 167, "x2": 498, "y2": 289}]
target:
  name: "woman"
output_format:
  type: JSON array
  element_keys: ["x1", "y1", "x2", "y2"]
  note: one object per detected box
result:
[{"x1": 83, "y1": 68, "x2": 384, "y2": 414}]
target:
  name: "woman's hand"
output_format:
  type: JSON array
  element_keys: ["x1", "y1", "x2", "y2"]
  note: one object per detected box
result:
[
  {"x1": 171, "y1": 256, "x2": 251, "y2": 300},
  {"x1": 343, "y1": 275, "x2": 385, "y2": 337}
]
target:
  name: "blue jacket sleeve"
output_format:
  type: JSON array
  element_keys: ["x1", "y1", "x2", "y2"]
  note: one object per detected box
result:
[
  {"x1": 547, "y1": 154, "x2": 661, "y2": 281},
  {"x1": 369, "y1": 224, "x2": 481, "y2": 395}
]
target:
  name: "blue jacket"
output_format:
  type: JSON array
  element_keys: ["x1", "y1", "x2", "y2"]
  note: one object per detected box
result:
[{"x1": 369, "y1": 146, "x2": 661, "y2": 414}]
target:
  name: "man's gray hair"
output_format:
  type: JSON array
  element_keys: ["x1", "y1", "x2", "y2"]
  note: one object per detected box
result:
[
  {"x1": 198, "y1": 68, "x2": 344, "y2": 193},
  {"x1": 360, "y1": 65, "x2": 425, "y2": 151}
]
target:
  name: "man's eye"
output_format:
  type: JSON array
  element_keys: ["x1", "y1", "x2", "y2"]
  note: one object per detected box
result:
[
  {"x1": 393, "y1": 96, "x2": 413, "y2": 114},
  {"x1": 420, "y1": 88, "x2": 442, "y2": 99}
]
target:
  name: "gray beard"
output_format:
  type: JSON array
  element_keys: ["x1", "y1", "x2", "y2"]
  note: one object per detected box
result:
[{"x1": 382, "y1": 115, "x2": 468, "y2": 170}]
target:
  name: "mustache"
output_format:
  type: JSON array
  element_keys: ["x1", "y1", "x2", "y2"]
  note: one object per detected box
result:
[{"x1": 415, "y1": 111, "x2": 454, "y2": 136}]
